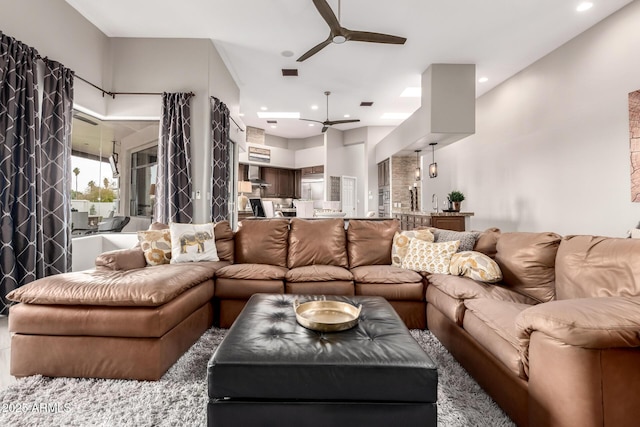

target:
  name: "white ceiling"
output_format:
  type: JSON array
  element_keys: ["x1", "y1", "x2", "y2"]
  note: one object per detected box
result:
[{"x1": 66, "y1": 0, "x2": 633, "y2": 141}]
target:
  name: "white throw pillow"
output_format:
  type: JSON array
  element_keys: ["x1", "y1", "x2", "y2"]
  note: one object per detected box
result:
[
  {"x1": 449, "y1": 251, "x2": 503, "y2": 283},
  {"x1": 401, "y1": 239, "x2": 460, "y2": 274},
  {"x1": 169, "y1": 222, "x2": 219, "y2": 263},
  {"x1": 391, "y1": 229, "x2": 435, "y2": 267}
]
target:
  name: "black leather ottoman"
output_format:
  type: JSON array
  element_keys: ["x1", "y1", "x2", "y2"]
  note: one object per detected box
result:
[{"x1": 207, "y1": 294, "x2": 437, "y2": 427}]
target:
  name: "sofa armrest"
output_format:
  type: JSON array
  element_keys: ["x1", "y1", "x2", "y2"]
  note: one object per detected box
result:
[
  {"x1": 95, "y1": 247, "x2": 146, "y2": 271},
  {"x1": 516, "y1": 297, "x2": 640, "y2": 378}
]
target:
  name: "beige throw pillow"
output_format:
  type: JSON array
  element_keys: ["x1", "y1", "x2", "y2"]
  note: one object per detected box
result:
[
  {"x1": 169, "y1": 222, "x2": 219, "y2": 263},
  {"x1": 449, "y1": 251, "x2": 503, "y2": 283},
  {"x1": 391, "y1": 229, "x2": 435, "y2": 267},
  {"x1": 137, "y1": 229, "x2": 172, "y2": 266},
  {"x1": 401, "y1": 239, "x2": 460, "y2": 274}
]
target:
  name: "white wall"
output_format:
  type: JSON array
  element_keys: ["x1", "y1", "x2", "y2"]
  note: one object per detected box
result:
[{"x1": 423, "y1": 1, "x2": 640, "y2": 237}]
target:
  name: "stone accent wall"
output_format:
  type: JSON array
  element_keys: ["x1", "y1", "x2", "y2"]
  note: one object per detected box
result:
[
  {"x1": 391, "y1": 155, "x2": 422, "y2": 211},
  {"x1": 630, "y1": 90, "x2": 640, "y2": 202}
]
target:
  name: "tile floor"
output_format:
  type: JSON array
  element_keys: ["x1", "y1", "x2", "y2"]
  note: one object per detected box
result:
[{"x1": 0, "y1": 316, "x2": 16, "y2": 390}]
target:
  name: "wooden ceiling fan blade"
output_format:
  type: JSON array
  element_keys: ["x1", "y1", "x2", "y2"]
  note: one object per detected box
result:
[
  {"x1": 312, "y1": 0, "x2": 342, "y2": 34},
  {"x1": 299, "y1": 118, "x2": 324, "y2": 124},
  {"x1": 321, "y1": 126, "x2": 329, "y2": 133},
  {"x1": 325, "y1": 119, "x2": 361, "y2": 125},
  {"x1": 297, "y1": 38, "x2": 332, "y2": 62},
  {"x1": 347, "y1": 30, "x2": 406, "y2": 45}
]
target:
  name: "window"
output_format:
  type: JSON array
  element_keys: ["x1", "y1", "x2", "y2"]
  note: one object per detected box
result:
[{"x1": 130, "y1": 146, "x2": 158, "y2": 217}]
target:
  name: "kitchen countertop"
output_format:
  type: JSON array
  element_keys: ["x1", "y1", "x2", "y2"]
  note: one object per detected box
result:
[{"x1": 392, "y1": 210, "x2": 474, "y2": 217}]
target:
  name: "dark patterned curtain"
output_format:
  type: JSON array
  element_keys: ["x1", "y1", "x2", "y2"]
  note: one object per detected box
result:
[
  {"x1": 155, "y1": 92, "x2": 193, "y2": 224},
  {"x1": 39, "y1": 60, "x2": 74, "y2": 276},
  {"x1": 210, "y1": 96, "x2": 229, "y2": 223},
  {"x1": 0, "y1": 33, "x2": 41, "y2": 314}
]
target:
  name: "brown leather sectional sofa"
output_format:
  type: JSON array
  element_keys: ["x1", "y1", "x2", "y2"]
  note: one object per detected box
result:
[{"x1": 7, "y1": 218, "x2": 640, "y2": 426}]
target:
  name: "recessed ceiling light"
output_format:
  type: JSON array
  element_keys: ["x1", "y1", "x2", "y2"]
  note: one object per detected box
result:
[
  {"x1": 260, "y1": 106, "x2": 268, "y2": 111},
  {"x1": 238, "y1": 113, "x2": 245, "y2": 117},
  {"x1": 257, "y1": 112, "x2": 300, "y2": 119},
  {"x1": 381, "y1": 112, "x2": 411, "y2": 120},
  {"x1": 308, "y1": 123, "x2": 315, "y2": 127},
  {"x1": 400, "y1": 87, "x2": 421, "y2": 97},
  {"x1": 478, "y1": 77, "x2": 489, "y2": 83},
  {"x1": 576, "y1": 2, "x2": 593, "y2": 12},
  {"x1": 344, "y1": 114, "x2": 350, "y2": 118},
  {"x1": 270, "y1": 125, "x2": 277, "y2": 129},
  {"x1": 311, "y1": 105, "x2": 318, "y2": 110}
]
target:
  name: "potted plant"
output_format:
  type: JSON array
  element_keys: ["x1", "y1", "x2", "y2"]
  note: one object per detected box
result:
[{"x1": 447, "y1": 191, "x2": 465, "y2": 212}]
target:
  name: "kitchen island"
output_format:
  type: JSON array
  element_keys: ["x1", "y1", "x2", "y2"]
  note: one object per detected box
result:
[{"x1": 392, "y1": 211, "x2": 474, "y2": 231}]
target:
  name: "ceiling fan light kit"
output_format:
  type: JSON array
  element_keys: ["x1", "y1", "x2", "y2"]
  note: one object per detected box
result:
[{"x1": 297, "y1": 0, "x2": 407, "y2": 62}]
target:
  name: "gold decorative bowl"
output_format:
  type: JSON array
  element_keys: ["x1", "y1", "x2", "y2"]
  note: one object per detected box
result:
[{"x1": 293, "y1": 298, "x2": 362, "y2": 332}]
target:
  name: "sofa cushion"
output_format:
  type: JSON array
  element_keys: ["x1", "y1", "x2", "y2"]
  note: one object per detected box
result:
[
  {"x1": 216, "y1": 263, "x2": 288, "y2": 280},
  {"x1": 555, "y1": 235, "x2": 640, "y2": 300},
  {"x1": 235, "y1": 219, "x2": 289, "y2": 267},
  {"x1": 432, "y1": 228, "x2": 480, "y2": 252},
  {"x1": 426, "y1": 285, "x2": 466, "y2": 325},
  {"x1": 215, "y1": 278, "x2": 284, "y2": 299},
  {"x1": 6, "y1": 261, "x2": 229, "y2": 306},
  {"x1": 402, "y1": 239, "x2": 460, "y2": 274},
  {"x1": 95, "y1": 247, "x2": 146, "y2": 271},
  {"x1": 137, "y1": 229, "x2": 172, "y2": 266},
  {"x1": 449, "y1": 251, "x2": 503, "y2": 283},
  {"x1": 351, "y1": 265, "x2": 422, "y2": 284},
  {"x1": 427, "y1": 273, "x2": 539, "y2": 305},
  {"x1": 463, "y1": 299, "x2": 530, "y2": 378},
  {"x1": 473, "y1": 227, "x2": 501, "y2": 259},
  {"x1": 169, "y1": 222, "x2": 219, "y2": 264},
  {"x1": 346, "y1": 219, "x2": 399, "y2": 268},
  {"x1": 355, "y1": 282, "x2": 424, "y2": 301},
  {"x1": 285, "y1": 265, "x2": 353, "y2": 282},
  {"x1": 494, "y1": 232, "x2": 561, "y2": 303},
  {"x1": 391, "y1": 229, "x2": 435, "y2": 267},
  {"x1": 287, "y1": 218, "x2": 348, "y2": 268}
]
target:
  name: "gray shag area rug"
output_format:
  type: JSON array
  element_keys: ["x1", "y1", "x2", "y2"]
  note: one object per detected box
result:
[{"x1": 0, "y1": 328, "x2": 514, "y2": 426}]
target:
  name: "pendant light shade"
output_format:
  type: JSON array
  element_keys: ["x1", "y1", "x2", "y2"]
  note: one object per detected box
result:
[
  {"x1": 429, "y1": 142, "x2": 438, "y2": 178},
  {"x1": 414, "y1": 150, "x2": 421, "y2": 181}
]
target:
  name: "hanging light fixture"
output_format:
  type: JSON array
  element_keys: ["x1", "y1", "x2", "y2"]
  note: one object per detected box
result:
[
  {"x1": 414, "y1": 150, "x2": 421, "y2": 181},
  {"x1": 429, "y1": 142, "x2": 438, "y2": 178}
]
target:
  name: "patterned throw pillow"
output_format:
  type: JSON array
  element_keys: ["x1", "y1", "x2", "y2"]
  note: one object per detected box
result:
[
  {"x1": 401, "y1": 239, "x2": 460, "y2": 274},
  {"x1": 449, "y1": 251, "x2": 503, "y2": 283},
  {"x1": 391, "y1": 229, "x2": 435, "y2": 267},
  {"x1": 169, "y1": 223, "x2": 219, "y2": 263},
  {"x1": 432, "y1": 229, "x2": 481, "y2": 252},
  {"x1": 137, "y1": 229, "x2": 172, "y2": 266}
]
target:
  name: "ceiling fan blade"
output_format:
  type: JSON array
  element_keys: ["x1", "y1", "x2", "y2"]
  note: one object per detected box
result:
[
  {"x1": 299, "y1": 118, "x2": 325, "y2": 124},
  {"x1": 325, "y1": 119, "x2": 361, "y2": 126},
  {"x1": 321, "y1": 126, "x2": 329, "y2": 133},
  {"x1": 312, "y1": 0, "x2": 342, "y2": 34},
  {"x1": 346, "y1": 30, "x2": 406, "y2": 45},
  {"x1": 297, "y1": 37, "x2": 332, "y2": 62}
]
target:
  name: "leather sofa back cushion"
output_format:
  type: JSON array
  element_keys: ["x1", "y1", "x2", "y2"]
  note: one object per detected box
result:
[
  {"x1": 288, "y1": 218, "x2": 348, "y2": 268},
  {"x1": 555, "y1": 235, "x2": 640, "y2": 299},
  {"x1": 235, "y1": 219, "x2": 289, "y2": 267},
  {"x1": 146, "y1": 221, "x2": 234, "y2": 263},
  {"x1": 494, "y1": 232, "x2": 561, "y2": 303},
  {"x1": 473, "y1": 227, "x2": 501, "y2": 259},
  {"x1": 346, "y1": 219, "x2": 400, "y2": 268}
]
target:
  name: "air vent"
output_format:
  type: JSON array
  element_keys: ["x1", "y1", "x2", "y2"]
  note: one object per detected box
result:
[
  {"x1": 360, "y1": 101, "x2": 374, "y2": 107},
  {"x1": 281, "y1": 69, "x2": 299, "y2": 76},
  {"x1": 266, "y1": 120, "x2": 277, "y2": 124}
]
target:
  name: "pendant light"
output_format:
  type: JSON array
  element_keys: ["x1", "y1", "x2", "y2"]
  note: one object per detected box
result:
[
  {"x1": 414, "y1": 150, "x2": 421, "y2": 181},
  {"x1": 429, "y1": 142, "x2": 438, "y2": 178}
]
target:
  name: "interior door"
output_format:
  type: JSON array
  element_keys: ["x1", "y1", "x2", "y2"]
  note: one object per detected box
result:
[{"x1": 341, "y1": 176, "x2": 357, "y2": 217}]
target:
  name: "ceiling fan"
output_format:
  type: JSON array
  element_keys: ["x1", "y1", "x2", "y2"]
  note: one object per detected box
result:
[
  {"x1": 297, "y1": 0, "x2": 407, "y2": 62},
  {"x1": 300, "y1": 91, "x2": 360, "y2": 133}
]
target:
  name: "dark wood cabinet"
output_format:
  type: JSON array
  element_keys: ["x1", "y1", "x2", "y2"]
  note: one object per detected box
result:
[
  {"x1": 238, "y1": 163, "x2": 248, "y2": 181},
  {"x1": 394, "y1": 213, "x2": 465, "y2": 231},
  {"x1": 301, "y1": 165, "x2": 324, "y2": 177},
  {"x1": 431, "y1": 216, "x2": 465, "y2": 232},
  {"x1": 378, "y1": 159, "x2": 390, "y2": 187},
  {"x1": 260, "y1": 166, "x2": 295, "y2": 198},
  {"x1": 294, "y1": 169, "x2": 302, "y2": 199}
]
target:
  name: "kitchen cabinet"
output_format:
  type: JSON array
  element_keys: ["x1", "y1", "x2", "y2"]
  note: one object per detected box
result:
[
  {"x1": 393, "y1": 213, "x2": 467, "y2": 231},
  {"x1": 378, "y1": 159, "x2": 390, "y2": 187},
  {"x1": 238, "y1": 163, "x2": 248, "y2": 181},
  {"x1": 261, "y1": 167, "x2": 295, "y2": 198},
  {"x1": 431, "y1": 216, "x2": 465, "y2": 232},
  {"x1": 301, "y1": 165, "x2": 324, "y2": 177},
  {"x1": 294, "y1": 169, "x2": 302, "y2": 199}
]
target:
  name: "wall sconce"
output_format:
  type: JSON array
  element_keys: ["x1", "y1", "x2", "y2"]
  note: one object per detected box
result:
[
  {"x1": 429, "y1": 142, "x2": 438, "y2": 178},
  {"x1": 414, "y1": 150, "x2": 421, "y2": 181}
]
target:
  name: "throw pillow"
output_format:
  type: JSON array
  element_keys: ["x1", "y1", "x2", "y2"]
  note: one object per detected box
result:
[
  {"x1": 449, "y1": 251, "x2": 503, "y2": 283},
  {"x1": 401, "y1": 239, "x2": 460, "y2": 274},
  {"x1": 391, "y1": 229, "x2": 435, "y2": 267},
  {"x1": 137, "y1": 229, "x2": 172, "y2": 266},
  {"x1": 169, "y1": 222, "x2": 219, "y2": 263},
  {"x1": 432, "y1": 228, "x2": 480, "y2": 252}
]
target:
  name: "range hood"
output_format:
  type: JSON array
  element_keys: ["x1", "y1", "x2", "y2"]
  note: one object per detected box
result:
[
  {"x1": 375, "y1": 64, "x2": 476, "y2": 162},
  {"x1": 248, "y1": 165, "x2": 270, "y2": 186}
]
